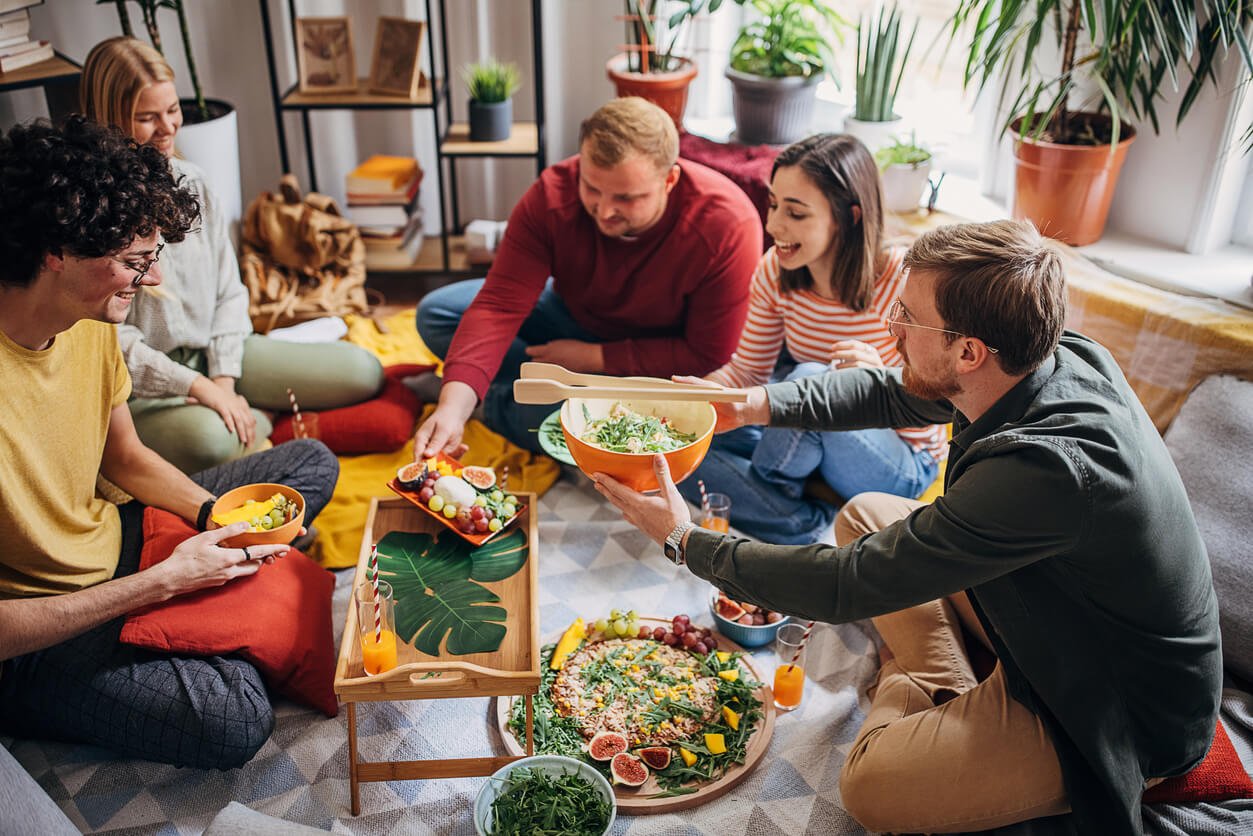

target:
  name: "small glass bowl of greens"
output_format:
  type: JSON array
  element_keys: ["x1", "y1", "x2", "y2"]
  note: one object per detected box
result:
[{"x1": 474, "y1": 755, "x2": 616, "y2": 836}]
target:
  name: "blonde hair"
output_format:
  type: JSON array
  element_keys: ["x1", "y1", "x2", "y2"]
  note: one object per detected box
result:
[
  {"x1": 578, "y1": 97, "x2": 678, "y2": 172},
  {"x1": 80, "y1": 37, "x2": 175, "y2": 137}
]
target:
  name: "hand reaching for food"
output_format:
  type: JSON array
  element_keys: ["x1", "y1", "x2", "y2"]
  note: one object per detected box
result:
[{"x1": 827, "y1": 339, "x2": 885, "y2": 370}]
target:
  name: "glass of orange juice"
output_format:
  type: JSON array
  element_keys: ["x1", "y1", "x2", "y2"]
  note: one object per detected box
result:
[
  {"x1": 701, "y1": 492, "x2": 731, "y2": 533},
  {"x1": 356, "y1": 579, "x2": 398, "y2": 676},
  {"x1": 773, "y1": 623, "x2": 807, "y2": 710}
]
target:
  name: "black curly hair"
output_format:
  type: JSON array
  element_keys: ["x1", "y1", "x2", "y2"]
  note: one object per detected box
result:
[{"x1": 0, "y1": 115, "x2": 200, "y2": 288}]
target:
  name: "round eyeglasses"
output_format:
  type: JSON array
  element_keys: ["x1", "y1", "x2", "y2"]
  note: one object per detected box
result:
[
  {"x1": 111, "y1": 242, "x2": 164, "y2": 288},
  {"x1": 886, "y1": 299, "x2": 999, "y2": 354}
]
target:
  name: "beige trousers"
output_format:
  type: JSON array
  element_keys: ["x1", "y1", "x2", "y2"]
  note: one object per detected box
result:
[{"x1": 835, "y1": 493, "x2": 1070, "y2": 833}]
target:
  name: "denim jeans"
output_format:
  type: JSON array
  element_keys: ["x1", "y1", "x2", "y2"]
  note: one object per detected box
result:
[
  {"x1": 417, "y1": 278, "x2": 604, "y2": 452},
  {"x1": 678, "y1": 362, "x2": 939, "y2": 545}
]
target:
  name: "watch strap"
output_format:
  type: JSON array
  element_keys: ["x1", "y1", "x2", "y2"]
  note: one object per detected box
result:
[
  {"x1": 664, "y1": 521, "x2": 697, "y2": 565},
  {"x1": 196, "y1": 497, "x2": 217, "y2": 531}
]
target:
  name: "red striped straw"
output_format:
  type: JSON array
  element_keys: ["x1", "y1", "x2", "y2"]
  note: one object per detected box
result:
[
  {"x1": 368, "y1": 543, "x2": 381, "y2": 643},
  {"x1": 787, "y1": 620, "x2": 815, "y2": 672},
  {"x1": 697, "y1": 479, "x2": 709, "y2": 513},
  {"x1": 287, "y1": 387, "x2": 307, "y2": 439}
]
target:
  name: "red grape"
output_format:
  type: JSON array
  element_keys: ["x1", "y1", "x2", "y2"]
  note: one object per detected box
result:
[
  {"x1": 680, "y1": 632, "x2": 699, "y2": 648},
  {"x1": 418, "y1": 487, "x2": 434, "y2": 503},
  {"x1": 705, "y1": 636, "x2": 719, "y2": 650},
  {"x1": 473, "y1": 518, "x2": 489, "y2": 533},
  {"x1": 652, "y1": 627, "x2": 666, "y2": 641},
  {"x1": 638, "y1": 626, "x2": 652, "y2": 639},
  {"x1": 675, "y1": 614, "x2": 691, "y2": 626},
  {"x1": 470, "y1": 505, "x2": 485, "y2": 521},
  {"x1": 693, "y1": 641, "x2": 708, "y2": 655},
  {"x1": 662, "y1": 632, "x2": 678, "y2": 646},
  {"x1": 672, "y1": 621, "x2": 686, "y2": 636}
]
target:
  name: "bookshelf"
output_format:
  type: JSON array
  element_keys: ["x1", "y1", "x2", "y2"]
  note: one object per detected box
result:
[
  {"x1": 0, "y1": 52, "x2": 80, "y2": 123},
  {"x1": 257, "y1": 0, "x2": 546, "y2": 275}
]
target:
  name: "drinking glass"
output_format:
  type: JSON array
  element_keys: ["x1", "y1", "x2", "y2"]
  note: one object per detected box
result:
[
  {"x1": 773, "y1": 622, "x2": 807, "y2": 710},
  {"x1": 356, "y1": 579, "x2": 398, "y2": 676},
  {"x1": 701, "y1": 492, "x2": 731, "y2": 533}
]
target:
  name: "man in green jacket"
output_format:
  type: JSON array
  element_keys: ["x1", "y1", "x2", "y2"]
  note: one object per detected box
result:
[{"x1": 593, "y1": 219, "x2": 1222, "y2": 834}]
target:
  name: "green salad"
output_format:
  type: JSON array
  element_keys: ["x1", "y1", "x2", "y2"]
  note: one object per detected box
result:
[
  {"x1": 487, "y1": 766, "x2": 611, "y2": 835},
  {"x1": 580, "y1": 403, "x2": 696, "y2": 454}
]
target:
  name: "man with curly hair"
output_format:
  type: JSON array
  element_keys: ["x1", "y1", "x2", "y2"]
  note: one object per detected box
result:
[{"x1": 0, "y1": 117, "x2": 340, "y2": 769}]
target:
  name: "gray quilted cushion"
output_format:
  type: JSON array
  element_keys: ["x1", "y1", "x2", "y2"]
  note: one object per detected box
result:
[{"x1": 1163, "y1": 375, "x2": 1253, "y2": 682}]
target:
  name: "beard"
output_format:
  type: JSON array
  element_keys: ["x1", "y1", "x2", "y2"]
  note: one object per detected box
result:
[{"x1": 900, "y1": 340, "x2": 961, "y2": 401}]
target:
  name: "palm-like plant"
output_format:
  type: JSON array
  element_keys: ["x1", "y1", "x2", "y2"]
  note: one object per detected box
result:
[
  {"x1": 729, "y1": 0, "x2": 847, "y2": 80},
  {"x1": 853, "y1": 4, "x2": 916, "y2": 122},
  {"x1": 97, "y1": 0, "x2": 208, "y2": 122},
  {"x1": 950, "y1": 0, "x2": 1253, "y2": 146},
  {"x1": 621, "y1": 0, "x2": 729, "y2": 72}
]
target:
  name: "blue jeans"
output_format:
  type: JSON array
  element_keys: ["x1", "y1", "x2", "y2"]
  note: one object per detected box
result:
[
  {"x1": 417, "y1": 278, "x2": 604, "y2": 452},
  {"x1": 678, "y1": 362, "x2": 939, "y2": 545}
]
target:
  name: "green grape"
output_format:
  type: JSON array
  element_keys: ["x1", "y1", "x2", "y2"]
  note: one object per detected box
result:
[
  {"x1": 502, "y1": 503, "x2": 517, "y2": 519},
  {"x1": 609, "y1": 609, "x2": 622, "y2": 621},
  {"x1": 626, "y1": 609, "x2": 638, "y2": 620},
  {"x1": 259, "y1": 515, "x2": 274, "y2": 530},
  {"x1": 612, "y1": 618, "x2": 628, "y2": 637},
  {"x1": 487, "y1": 518, "x2": 503, "y2": 532},
  {"x1": 442, "y1": 504, "x2": 458, "y2": 519},
  {"x1": 269, "y1": 509, "x2": 285, "y2": 526},
  {"x1": 474, "y1": 496, "x2": 487, "y2": 507},
  {"x1": 490, "y1": 489, "x2": 504, "y2": 501},
  {"x1": 428, "y1": 495, "x2": 445, "y2": 512},
  {"x1": 594, "y1": 618, "x2": 609, "y2": 634}
]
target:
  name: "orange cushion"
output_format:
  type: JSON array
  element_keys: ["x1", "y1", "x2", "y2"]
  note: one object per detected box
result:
[
  {"x1": 118, "y1": 508, "x2": 338, "y2": 717},
  {"x1": 269, "y1": 364, "x2": 431, "y2": 454},
  {"x1": 1143, "y1": 719, "x2": 1253, "y2": 805}
]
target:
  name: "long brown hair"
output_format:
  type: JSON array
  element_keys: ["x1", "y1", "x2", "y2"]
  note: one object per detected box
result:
[
  {"x1": 771, "y1": 134, "x2": 884, "y2": 311},
  {"x1": 80, "y1": 37, "x2": 175, "y2": 138}
]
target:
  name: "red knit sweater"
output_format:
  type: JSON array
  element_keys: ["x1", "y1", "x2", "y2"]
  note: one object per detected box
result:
[{"x1": 441, "y1": 156, "x2": 763, "y2": 398}]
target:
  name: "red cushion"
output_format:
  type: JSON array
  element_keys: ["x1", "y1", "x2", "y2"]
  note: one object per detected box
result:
[
  {"x1": 1143, "y1": 719, "x2": 1253, "y2": 804},
  {"x1": 680, "y1": 132, "x2": 780, "y2": 250},
  {"x1": 270, "y1": 364, "x2": 431, "y2": 454},
  {"x1": 119, "y1": 508, "x2": 338, "y2": 717}
]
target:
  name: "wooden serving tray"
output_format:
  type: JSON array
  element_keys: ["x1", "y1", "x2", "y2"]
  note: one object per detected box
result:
[
  {"x1": 494, "y1": 616, "x2": 775, "y2": 815},
  {"x1": 335, "y1": 496, "x2": 541, "y2": 814}
]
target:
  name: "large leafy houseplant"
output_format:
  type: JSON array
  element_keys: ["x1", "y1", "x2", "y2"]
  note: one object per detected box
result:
[
  {"x1": 728, "y1": 0, "x2": 846, "y2": 80},
  {"x1": 948, "y1": 0, "x2": 1253, "y2": 244}
]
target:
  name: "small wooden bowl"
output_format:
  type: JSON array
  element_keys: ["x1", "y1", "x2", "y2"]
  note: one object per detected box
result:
[
  {"x1": 212, "y1": 483, "x2": 305, "y2": 548},
  {"x1": 560, "y1": 398, "x2": 716, "y2": 492}
]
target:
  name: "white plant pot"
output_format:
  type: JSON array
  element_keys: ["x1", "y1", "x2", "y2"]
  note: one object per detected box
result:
[
  {"x1": 880, "y1": 159, "x2": 933, "y2": 214},
  {"x1": 176, "y1": 100, "x2": 242, "y2": 235},
  {"x1": 842, "y1": 115, "x2": 904, "y2": 154}
]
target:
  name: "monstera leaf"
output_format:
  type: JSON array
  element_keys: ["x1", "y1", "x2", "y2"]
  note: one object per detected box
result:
[{"x1": 375, "y1": 528, "x2": 528, "y2": 656}]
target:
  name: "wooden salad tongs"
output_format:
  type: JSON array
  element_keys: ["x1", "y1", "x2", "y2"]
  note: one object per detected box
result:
[{"x1": 514, "y1": 362, "x2": 751, "y2": 404}]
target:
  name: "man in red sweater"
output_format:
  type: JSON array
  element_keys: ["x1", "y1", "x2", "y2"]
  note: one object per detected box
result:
[{"x1": 413, "y1": 97, "x2": 762, "y2": 456}]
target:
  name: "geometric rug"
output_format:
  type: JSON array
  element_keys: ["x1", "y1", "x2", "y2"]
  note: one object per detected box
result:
[{"x1": 6, "y1": 468, "x2": 881, "y2": 835}]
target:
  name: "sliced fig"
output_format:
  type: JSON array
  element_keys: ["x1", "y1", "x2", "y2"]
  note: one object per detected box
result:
[
  {"x1": 610, "y1": 752, "x2": 649, "y2": 787},
  {"x1": 715, "y1": 598, "x2": 746, "y2": 621},
  {"x1": 587, "y1": 730, "x2": 628, "y2": 762},
  {"x1": 637, "y1": 746, "x2": 672, "y2": 770},
  {"x1": 396, "y1": 462, "x2": 425, "y2": 490},
  {"x1": 461, "y1": 465, "x2": 496, "y2": 490}
]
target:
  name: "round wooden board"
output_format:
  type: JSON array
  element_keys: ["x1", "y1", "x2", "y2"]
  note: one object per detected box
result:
[{"x1": 493, "y1": 617, "x2": 775, "y2": 814}]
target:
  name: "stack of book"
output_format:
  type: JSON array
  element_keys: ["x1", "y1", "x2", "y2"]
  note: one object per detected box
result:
[
  {"x1": 0, "y1": 1, "x2": 52, "y2": 74},
  {"x1": 345, "y1": 154, "x2": 424, "y2": 269}
]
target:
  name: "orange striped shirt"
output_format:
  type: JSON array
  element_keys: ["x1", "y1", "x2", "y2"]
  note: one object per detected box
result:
[{"x1": 708, "y1": 246, "x2": 948, "y2": 460}]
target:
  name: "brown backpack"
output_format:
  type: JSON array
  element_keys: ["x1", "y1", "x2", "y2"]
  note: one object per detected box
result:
[{"x1": 241, "y1": 174, "x2": 370, "y2": 332}]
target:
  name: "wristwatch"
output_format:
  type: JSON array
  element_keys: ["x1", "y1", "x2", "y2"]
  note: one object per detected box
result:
[{"x1": 663, "y1": 521, "x2": 697, "y2": 566}]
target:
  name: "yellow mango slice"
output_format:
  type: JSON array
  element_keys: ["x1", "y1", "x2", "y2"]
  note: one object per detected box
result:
[
  {"x1": 213, "y1": 499, "x2": 275, "y2": 527},
  {"x1": 717, "y1": 669, "x2": 739, "y2": 682},
  {"x1": 678, "y1": 746, "x2": 698, "y2": 766},
  {"x1": 704, "y1": 733, "x2": 726, "y2": 755},
  {"x1": 549, "y1": 618, "x2": 586, "y2": 670},
  {"x1": 715, "y1": 651, "x2": 731, "y2": 663},
  {"x1": 721, "y1": 705, "x2": 740, "y2": 731}
]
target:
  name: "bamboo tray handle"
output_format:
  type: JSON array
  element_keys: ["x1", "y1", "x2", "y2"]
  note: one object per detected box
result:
[
  {"x1": 519, "y1": 361, "x2": 721, "y2": 391},
  {"x1": 513, "y1": 378, "x2": 750, "y2": 405}
]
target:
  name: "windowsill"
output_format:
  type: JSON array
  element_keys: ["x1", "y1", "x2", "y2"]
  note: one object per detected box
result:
[{"x1": 932, "y1": 175, "x2": 1253, "y2": 312}]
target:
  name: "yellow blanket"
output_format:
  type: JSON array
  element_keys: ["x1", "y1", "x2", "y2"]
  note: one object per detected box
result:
[{"x1": 313, "y1": 312, "x2": 560, "y2": 569}]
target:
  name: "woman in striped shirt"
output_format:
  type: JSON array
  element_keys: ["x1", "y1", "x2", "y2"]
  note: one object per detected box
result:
[{"x1": 678, "y1": 134, "x2": 947, "y2": 544}]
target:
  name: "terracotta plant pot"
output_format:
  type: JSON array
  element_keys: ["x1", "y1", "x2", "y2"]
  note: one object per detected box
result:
[
  {"x1": 605, "y1": 54, "x2": 697, "y2": 129},
  {"x1": 1010, "y1": 113, "x2": 1136, "y2": 246}
]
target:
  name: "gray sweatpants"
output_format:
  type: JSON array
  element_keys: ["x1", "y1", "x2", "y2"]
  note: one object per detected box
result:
[{"x1": 0, "y1": 440, "x2": 338, "y2": 770}]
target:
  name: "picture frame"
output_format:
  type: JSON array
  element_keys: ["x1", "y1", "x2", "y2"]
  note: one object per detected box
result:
[
  {"x1": 295, "y1": 16, "x2": 357, "y2": 95},
  {"x1": 368, "y1": 17, "x2": 427, "y2": 98}
]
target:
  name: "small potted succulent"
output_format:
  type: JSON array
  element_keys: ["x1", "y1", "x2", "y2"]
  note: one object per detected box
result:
[
  {"x1": 874, "y1": 133, "x2": 932, "y2": 213},
  {"x1": 464, "y1": 60, "x2": 521, "y2": 142},
  {"x1": 843, "y1": 3, "x2": 916, "y2": 154},
  {"x1": 725, "y1": 0, "x2": 847, "y2": 145}
]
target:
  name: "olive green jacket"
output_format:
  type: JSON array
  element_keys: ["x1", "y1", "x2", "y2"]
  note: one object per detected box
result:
[{"x1": 685, "y1": 332, "x2": 1221, "y2": 834}]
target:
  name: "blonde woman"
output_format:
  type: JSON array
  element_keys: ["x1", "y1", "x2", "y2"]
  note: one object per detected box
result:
[{"x1": 81, "y1": 37, "x2": 383, "y2": 473}]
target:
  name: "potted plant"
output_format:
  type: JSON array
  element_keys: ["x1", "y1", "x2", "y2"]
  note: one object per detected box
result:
[
  {"x1": 464, "y1": 60, "x2": 520, "y2": 142},
  {"x1": 950, "y1": 0, "x2": 1253, "y2": 245},
  {"x1": 606, "y1": 0, "x2": 725, "y2": 127},
  {"x1": 874, "y1": 133, "x2": 931, "y2": 213},
  {"x1": 100, "y1": 0, "x2": 242, "y2": 228},
  {"x1": 725, "y1": 0, "x2": 847, "y2": 145},
  {"x1": 843, "y1": 4, "x2": 916, "y2": 154}
]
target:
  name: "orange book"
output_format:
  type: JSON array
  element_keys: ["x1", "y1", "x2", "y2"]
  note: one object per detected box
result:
[{"x1": 346, "y1": 155, "x2": 420, "y2": 195}]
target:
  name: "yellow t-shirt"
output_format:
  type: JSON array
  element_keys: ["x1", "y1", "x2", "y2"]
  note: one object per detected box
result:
[{"x1": 0, "y1": 321, "x2": 131, "y2": 597}]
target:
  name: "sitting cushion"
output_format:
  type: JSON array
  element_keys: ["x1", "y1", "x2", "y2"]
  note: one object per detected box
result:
[
  {"x1": 269, "y1": 364, "x2": 431, "y2": 454},
  {"x1": 119, "y1": 508, "x2": 338, "y2": 717},
  {"x1": 680, "y1": 132, "x2": 780, "y2": 249},
  {"x1": 1143, "y1": 719, "x2": 1253, "y2": 804},
  {"x1": 1163, "y1": 374, "x2": 1253, "y2": 682}
]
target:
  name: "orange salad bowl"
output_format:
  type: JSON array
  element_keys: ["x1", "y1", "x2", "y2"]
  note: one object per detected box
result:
[
  {"x1": 211, "y1": 483, "x2": 306, "y2": 548},
  {"x1": 560, "y1": 398, "x2": 717, "y2": 492}
]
